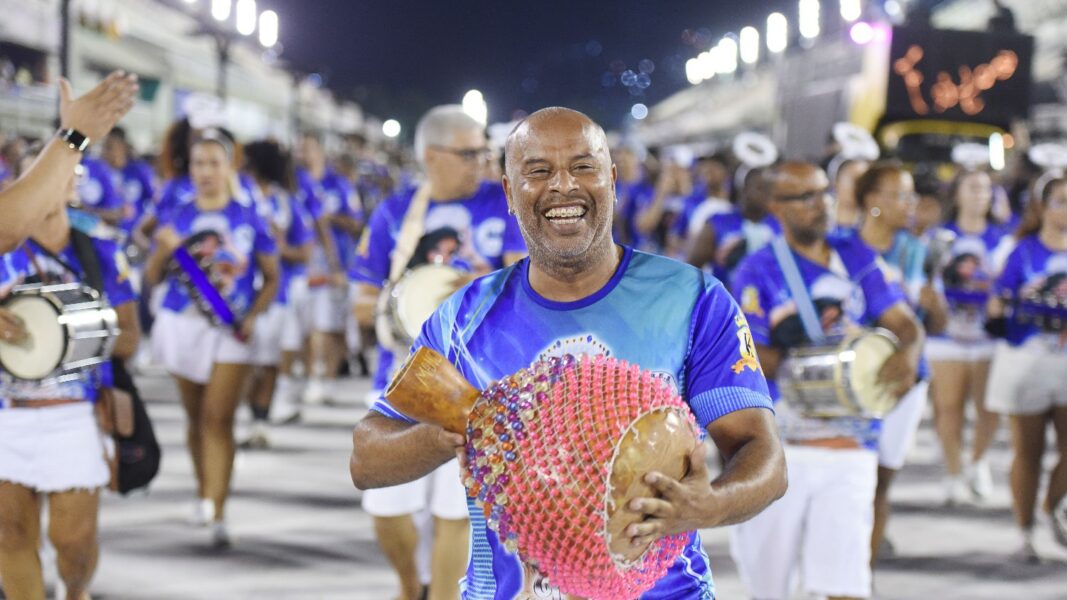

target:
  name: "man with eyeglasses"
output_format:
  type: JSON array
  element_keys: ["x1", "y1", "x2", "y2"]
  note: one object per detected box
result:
[
  {"x1": 350, "y1": 104, "x2": 525, "y2": 600},
  {"x1": 728, "y1": 161, "x2": 924, "y2": 600}
]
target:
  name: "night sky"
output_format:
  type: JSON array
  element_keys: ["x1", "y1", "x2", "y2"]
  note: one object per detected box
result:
[{"x1": 257, "y1": 0, "x2": 784, "y2": 134}]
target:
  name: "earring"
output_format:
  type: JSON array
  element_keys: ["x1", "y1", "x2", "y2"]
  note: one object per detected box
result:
[
  {"x1": 870, "y1": 207, "x2": 881, "y2": 218},
  {"x1": 507, "y1": 207, "x2": 515, "y2": 216}
]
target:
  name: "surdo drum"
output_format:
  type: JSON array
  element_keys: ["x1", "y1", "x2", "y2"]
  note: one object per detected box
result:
[
  {"x1": 386, "y1": 347, "x2": 702, "y2": 599},
  {"x1": 0, "y1": 283, "x2": 118, "y2": 382},
  {"x1": 777, "y1": 328, "x2": 900, "y2": 418}
]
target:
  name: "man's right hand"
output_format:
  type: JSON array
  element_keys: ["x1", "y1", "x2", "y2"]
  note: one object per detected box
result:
[
  {"x1": 59, "y1": 71, "x2": 139, "y2": 142},
  {"x1": 0, "y1": 307, "x2": 28, "y2": 345}
]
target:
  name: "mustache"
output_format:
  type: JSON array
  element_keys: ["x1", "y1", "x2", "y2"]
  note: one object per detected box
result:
[{"x1": 536, "y1": 193, "x2": 591, "y2": 211}]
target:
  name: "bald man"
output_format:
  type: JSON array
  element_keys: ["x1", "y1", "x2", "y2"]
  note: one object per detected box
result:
[
  {"x1": 728, "y1": 161, "x2": 924, "y2": 600},
  {"x1": 350, "y1": 107, "x2": 785, "y2": 599}
]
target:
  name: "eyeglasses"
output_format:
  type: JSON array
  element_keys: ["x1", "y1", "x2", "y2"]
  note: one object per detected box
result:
[
  {"x1": 429, "y1": 145, "x2": 492, "y2": 163},
  {"x1": 773, "y1": 189, "x2": 829, "y2": 206}
]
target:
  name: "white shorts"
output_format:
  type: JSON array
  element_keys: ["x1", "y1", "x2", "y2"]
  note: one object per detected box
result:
[
  {"x1": 925, "y1": 337, "x2": 995, "y2": 362},
  {"x1": 152, "y1": 309, "x2": 253, "y2": 384},
  {"x1": 730, "y1": 445, "x2": 877, "y2": 600},
  {"x1": 986, "y1": 339, "x2": 1067, "y2": 415},
  {"x1": 250, "y1": 304, "x2": 287, "y2": 366},
  {"x1": 878, "y1": 380, "x2": 929, "y2": 470},
  {"x1": 308, "y1": 285, "x2": 348, "y2": 333},
  {"x1": 0, "y1": 403, "x2": 109, "y2": 492},
  {"x1": 361, "y1": 459, "x2": 469, "y2": 520},
  {"x1": 280, "y1": 277, "x2": 311, "y2": 352}
]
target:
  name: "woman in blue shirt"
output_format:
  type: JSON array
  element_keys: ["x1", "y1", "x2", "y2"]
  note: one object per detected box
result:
[
  {"x1": 144, "y1": 133, "x2": 279, "y2": 548},
  {"x1": 986, "y1": 175, "x2": 1067, "y2": 561},
  {"x1": 0, "y1": 170, "x2": 139, "y2": 600}
]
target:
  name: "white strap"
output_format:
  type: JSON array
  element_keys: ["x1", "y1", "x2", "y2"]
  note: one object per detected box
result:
[
  {"x1": 388, "y1": 183, "x2": 433, "y2": 282},
  {"x1": 771, "y1": 237, "x2": 827, "y2": 344}
]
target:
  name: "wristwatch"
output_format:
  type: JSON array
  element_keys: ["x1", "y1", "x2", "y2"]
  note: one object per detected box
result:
[{"x1": 57, "y1": 128, "x2": 90, "y2": 153}]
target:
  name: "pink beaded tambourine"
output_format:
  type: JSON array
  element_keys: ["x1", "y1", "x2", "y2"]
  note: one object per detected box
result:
[{"x1": 386, "y1": 348, "x2": 701, "y2": 600}]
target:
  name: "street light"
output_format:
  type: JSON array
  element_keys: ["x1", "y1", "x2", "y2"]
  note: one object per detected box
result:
[
  {"x1": 211, "y1": 0, "x2": 231, "y2": 21},
  {"x1": 235, "y1": 0, "x2": 256, "y2": 35},
  {"x1": 382, "y1": 119, "x2": 401, "y2": 138},
  {"x1": 840, "y1": 0, "x2": 862, "y2": 22},
  {"x1": 716, "y1": 37, "x2": 738, "y2": 75},
  {"x1": 740, "y1": 26, "x2": 760, "y2": 65},
  {"x1": 799, "y1": 0, "x2": 820, "y2": 40},
  {"x1": 767, "y1": 13, "x2": 788, "y2": 54},
  {"x1": 685, "y1": 58, "x2": 702, "y2": 85},
  {"x1": 462, "y1": 89, "x2": 488, "y2": 125},
  {"x1": 259, "y1": 10, "x2": 278, "y2": 47}
]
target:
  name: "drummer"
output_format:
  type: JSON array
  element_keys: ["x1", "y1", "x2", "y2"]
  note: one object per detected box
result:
[
  {"x1": 729, "y1": 161, "x2": 924, "y2": 600},
  {"x1": 143, "y1": 131, "x2": 279, "y2": 548},
  {"x1": 351, "y1": 107, "x2": 786, "y2": 599},
  {"x1": 349, "y1": 104, "x2": 525, "y2": 600},
  {"x1": 0, "y1": 163, "x2": 139, "y2": 600}
]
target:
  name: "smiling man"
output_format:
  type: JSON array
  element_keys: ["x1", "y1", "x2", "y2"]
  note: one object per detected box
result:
[{"x1": 350, "y1": 107, "x2": 786, "y2": 599}]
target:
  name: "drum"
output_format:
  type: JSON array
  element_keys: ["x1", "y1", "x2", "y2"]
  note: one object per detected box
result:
[
  {"x1": 777, "y1": 328, "x2": 899, "y2": 418},
  {"x1": 0, "y1": 283, "x2": 118, "y2": 382},
  {"x1": 386, "y1": 347, "x2": 701, "y2": 600},
  {"x1": 1013, "y1": 290, "x2": 1067, "y2": 332},
  {"x1": 375, "y1": 263, "x2": 463, "y2": 353}
]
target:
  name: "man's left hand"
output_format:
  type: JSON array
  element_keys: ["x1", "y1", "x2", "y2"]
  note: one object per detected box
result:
[{"x1": 625, "y1": 441, "x2": 714, "y2": 548}]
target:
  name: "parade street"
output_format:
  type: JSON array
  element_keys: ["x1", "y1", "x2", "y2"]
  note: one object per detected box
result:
[{"x1": 28, "y1": 369, "x2": 1064, "y2": 600}]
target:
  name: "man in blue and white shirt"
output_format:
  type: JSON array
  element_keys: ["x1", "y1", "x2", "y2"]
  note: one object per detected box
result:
[{"x1": 351, "y1": 107, "x2": 786, "y2": 600}]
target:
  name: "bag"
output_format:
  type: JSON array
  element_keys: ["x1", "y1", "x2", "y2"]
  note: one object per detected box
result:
[{"x1": 70, "y1": 227, "x2": 162, "y2": 493}]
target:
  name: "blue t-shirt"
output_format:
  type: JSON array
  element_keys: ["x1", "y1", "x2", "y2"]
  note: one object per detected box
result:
[
  {"x1": 78, "y1": 157, "x2": 123, "y2": 212},
  {"x1": 155, "y1": 174, "x2": 261, "y2": 218},
  {"x1": 157, "y1": 198, "x2": 277, "y2": 317},
  {"x1": 616, "y1": 179, "x2": 655, "y2": 250},
  {"x1": 862, "y1": 231, "x2": 931, "y2": 380},
  {"x1": 298, "y1": 168, "x2": 363, "y2": 274},
  {"x1": 0, "y1": 230, "x2": 135, "y2": 403},
  {"x1": 993, "y1": 235, "x2": 1067, "y2": 350},
  {"x1": 731, "y1": 235, "x2": 907, "y2": 447},
  {"x1": 374, "y1": 247, "x2": 772, "y2": 600},
  {"x1": 258, "y1": 185, "x2": 314, "y2": 305},
  {"x1": 110, "y1": 160, "x2": 157, "y2": 235},
  {"x1": 703, "y1": 211, "x2": 781, "y2": 285},
  {"x1": 936, "y1": 222, "x2": 1005, "y2": 343},
  {"x1": 351, "y1": 181, "x2": 527, "y2": 391}
]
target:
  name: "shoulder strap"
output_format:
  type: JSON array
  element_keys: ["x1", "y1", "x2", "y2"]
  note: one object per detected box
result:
[
  {"x1": 69, "y1": 228, "x2": 105, "y2": 293},
  {"x1": 388, "y1": 184, "x2": 433, "y2": 282},
  {"x1": 770, "y1": 236, "x2": 826, "y2": 344}
]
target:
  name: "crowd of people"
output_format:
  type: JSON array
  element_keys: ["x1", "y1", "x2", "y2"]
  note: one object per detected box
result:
[{"x1": 0, "y1": 71, "x2": 1065, "y2": 600}]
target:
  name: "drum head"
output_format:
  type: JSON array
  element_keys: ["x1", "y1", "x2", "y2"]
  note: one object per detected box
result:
[
  {"x1": 393, "y1": 265, "x2": 462, "y2": 341},
  {"x1": 0, "y1": 295, "x2": 64, "y2": 380},
  {"x1": 848, "y1": 332, "x2": 898, "y2": 416}
]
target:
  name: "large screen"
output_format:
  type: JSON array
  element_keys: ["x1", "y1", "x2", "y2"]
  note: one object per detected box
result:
[{"x1": 885, "y1": 26, "x2": 1034, "y2": 128}]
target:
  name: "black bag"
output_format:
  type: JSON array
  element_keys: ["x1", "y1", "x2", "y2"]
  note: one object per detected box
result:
[{"x1": 70, "y1": 228, "x2": 162, "y2": 494}]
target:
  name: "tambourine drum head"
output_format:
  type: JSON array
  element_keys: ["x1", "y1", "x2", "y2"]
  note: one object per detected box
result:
[
  {"x1": 0, "y1": 295, "x2": 65, "y2": 380},
  {"x1": 848, "y1": 333, "x2": 897, "y2": 416},
  {"x1": 394, "y1": 265, "x2": 461, "y2": 342}
]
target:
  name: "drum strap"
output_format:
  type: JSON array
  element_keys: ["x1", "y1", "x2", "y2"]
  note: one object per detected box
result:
[
  {"x1": 770, "y1": 237, "x2": 827, "y2": 344},
  {"x1": 24, "y1": 230, "x2": 102, "y2": 291},
  {"x1": 388, "y1": 184, "x2": 433, "y2": 283}
]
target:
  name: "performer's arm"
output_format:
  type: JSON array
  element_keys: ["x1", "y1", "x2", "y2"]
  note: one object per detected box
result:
[
  {"x1": 875, "y1": 302, "x2": 925, "y2": 398},
  {"x1": 686, "y1": 222, "x2": 718, "y2": 269},
  {"x1": 112, "y1": 302, "x2": 141, "y2": 360},
  {"x1": 0, "y1": 72, "x2": 137, "y2": 252},
  {"x1": 143, "y1": 226, "x2": 181, "y2": 286},
  {"x1": 349, "y1": 412, "x2": 464, "y2": 489},
  {"x1": 239, "y1": 253, "x2": 280, "y2": 340}
]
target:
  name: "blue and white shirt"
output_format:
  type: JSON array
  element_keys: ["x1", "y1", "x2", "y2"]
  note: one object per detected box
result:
[
  {"x1": 994, "y1": 235, "x2": 1067, "y2": 351},
  {"x1": 258, "y1": 185, "x2": 314, "y2": 306},
  {"x1": 78, "y1": 156, "x2": 123, "y2": 213},
  {"x1": 731, "y1": 235, "x2": 907, "y2": 448},
  {"x1": 374, "y1": 247, "x2": 773, "y2": 600},
  {"x1": 298, "y1": 168, "x2": 363, "y2": 274},
  {"x1": 156, "y1": 198, "x2": 277, "y2": 318},
  {"x1": 109, "y1": 159, "x2": 157, "y2": 235},
  {"x1": 936, "y1": 222, "x2": 1005, "y2": 343},
  {"x1": 0, "y1": 225, "x2": 136, "y2": 403},
  {"x1": 351, "y1": 181, "x2": 526, "y2": 391},
  {"x1": 703, "y1": 211, "x2": 781, "y2": 285}
]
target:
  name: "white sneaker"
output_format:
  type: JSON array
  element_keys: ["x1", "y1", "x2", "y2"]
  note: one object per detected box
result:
[
  {"x1": 966, "y1": 459, "x2": 994, "y2": 501},
  {"x1": 943, "y1": 475, "x2": 970, "y2": 507},
  {"x1": 1015, "y1": 530, "x2": 1040, "y2": 564},
  {"x1": 302, "y1": 377, "x2": 330, "y2": 406},
  {"x1": 246, "y1": 421, "x2": 270, "y2": 450},
  {"x1": 210, "y1": 520, "x2": 231, "y2": 549},
  {"x1": 270, "y1": 376, "x2": 303, "y2": 424},
  {"x1": 190, "y1": 498, "x2": 215, "y2": 527},
  {"x1": 1051, "y1": 496, "x2": 1067, "y2": 548}
]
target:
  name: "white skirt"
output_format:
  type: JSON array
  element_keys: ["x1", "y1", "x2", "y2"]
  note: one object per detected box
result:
[
  {"x1": 152, "y1": 309, "x2": 253, "y2": 384},
  {"x1": 0, "y1": 403, "x2": 109, "y2": 492},
  {"x1": 986, "y1": 339, "x2": 1067, "y2": 415}
]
